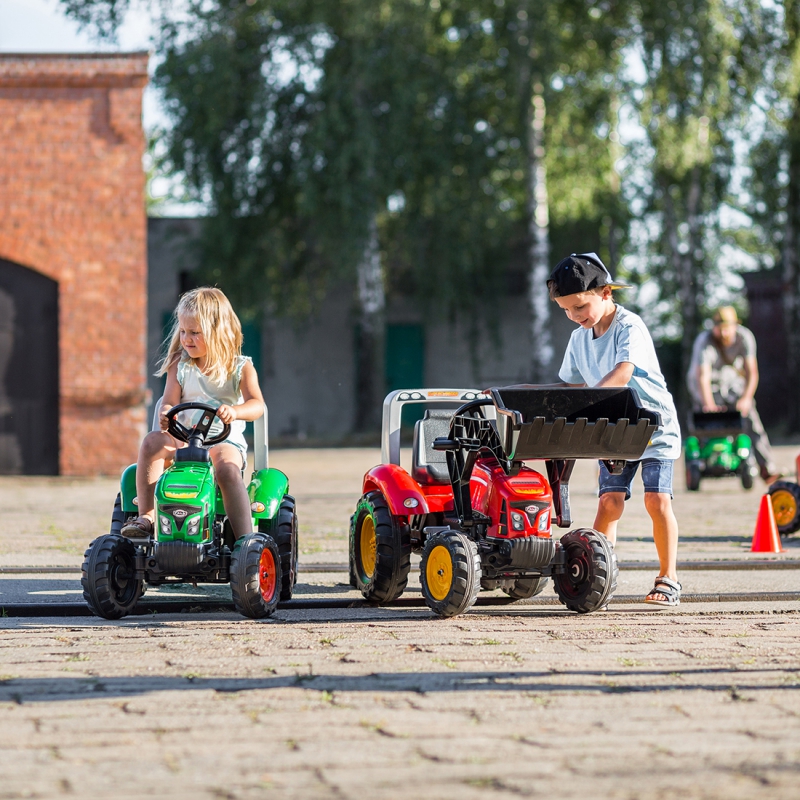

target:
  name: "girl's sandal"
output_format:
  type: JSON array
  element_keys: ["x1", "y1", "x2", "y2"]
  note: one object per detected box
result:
[
  {"x1": 644, "y1": 576, "x2": 681, "y2": 607},
  {"x1": 121, "y1": 516, "x2": 154, "y2": 538}
]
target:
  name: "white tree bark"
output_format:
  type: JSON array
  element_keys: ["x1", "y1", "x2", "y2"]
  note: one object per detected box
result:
[
  {"x1": 354, "y1": 214, "x2": 385, "y2": 431},
  {"x1": 527, "y1": 86, "x2": 553, "y2": 381}
]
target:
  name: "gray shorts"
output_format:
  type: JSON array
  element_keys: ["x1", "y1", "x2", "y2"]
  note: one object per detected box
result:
[{"x1": 598, "y1": 458, "x2": 674, "y2": 500}]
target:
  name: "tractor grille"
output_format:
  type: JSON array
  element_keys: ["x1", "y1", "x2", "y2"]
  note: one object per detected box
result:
[{"x1": 154, "y1": 541, "x2": 204, "y2": 574}]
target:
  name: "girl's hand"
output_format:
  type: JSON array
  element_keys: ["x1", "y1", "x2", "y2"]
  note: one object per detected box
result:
[
  {"x1": 159, "y1": 404, "x2": 173, "y2": 432},
  {"x1": 216, "y1": 404, "x2": 238, "y2": 424}
]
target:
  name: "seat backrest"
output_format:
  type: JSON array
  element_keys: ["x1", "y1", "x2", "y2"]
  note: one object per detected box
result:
[
  {"x1": 152, "y1": 397, "x2": 269, "y2": 471},
  {"x1": 411, "y1": 409, "x2": 452, "y2": 485}
]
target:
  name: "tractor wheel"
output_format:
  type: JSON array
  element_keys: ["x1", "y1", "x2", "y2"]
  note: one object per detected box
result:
[
  {"x1": 260, "y1": 495, "x2": 298, "y2": 601},
  {"x1": 81, "y1": 534, "x2": 143, "y2": 620},
  {"x1": 686, "y1": 462, "x2": 701, "y2": 492},
  {"x1": 109, "y1": 492, "x2": 137, "y2": 536},
  {"x1": 741, "y1": 460, "x2": 756, "y2": 491},
  {"x1": 553, "y1": 528, "x2": 617, "y2": 614},
  {"x1": 420, "y1": 529, "x2": 481, "y2": 618},
  {"x1": 768, "y1": 481, "x2": 800, "y2": 535},
  {"x1": 502, "y1": 576, "x2": 550, "y2": 600},
  {"x1": 230, "y1": 533, "x2": 282, "y2": 619},
  {"x1": 350, "y1": 491, "x2": 411, "y2": 603}
]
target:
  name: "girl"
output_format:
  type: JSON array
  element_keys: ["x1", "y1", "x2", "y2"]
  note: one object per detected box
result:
[{"x1": 122, "y1": 287, "x2": 264, "y2": 541}]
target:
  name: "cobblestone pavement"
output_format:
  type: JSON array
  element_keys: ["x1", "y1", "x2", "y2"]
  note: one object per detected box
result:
[
  {"x1": 1, "y1": 447, "x2": 800, "y2": 798},
  {"x1": 1, "y1": 606, "x2": 799, "y2": 799}
]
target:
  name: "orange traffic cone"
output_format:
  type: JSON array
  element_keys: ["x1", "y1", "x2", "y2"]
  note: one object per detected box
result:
[{"x1": 751, "y1": 494, "x2": 785, "y2": 553}]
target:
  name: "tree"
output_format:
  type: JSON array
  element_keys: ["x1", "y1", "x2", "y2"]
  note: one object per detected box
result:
[{"x1": 625, "y1": 0, "x2": 764, "y2": 405}]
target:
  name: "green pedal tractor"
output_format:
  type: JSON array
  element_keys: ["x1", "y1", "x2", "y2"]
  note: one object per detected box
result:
[
  {"x1": 684, "y1": 410, "x2": 756, "y2": 492},
  {"x1": 82, "y1": 401, "x2": 298, "y2": 620}
]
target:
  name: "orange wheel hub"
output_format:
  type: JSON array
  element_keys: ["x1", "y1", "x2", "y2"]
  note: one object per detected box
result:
[{"x1": 259, "y1": 547, "x2": 277, "y2": 602}]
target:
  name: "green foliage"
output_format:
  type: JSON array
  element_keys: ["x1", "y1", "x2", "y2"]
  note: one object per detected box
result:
[{"x1": 59, "y1": 0, "x2": 627, "y2": 327}]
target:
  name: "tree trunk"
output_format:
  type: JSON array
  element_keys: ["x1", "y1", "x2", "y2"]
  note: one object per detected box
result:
[
  {"x1": 662, "y1": 174, "x2": 704, "y2": 412},
  {"x1": 527, "y1": 84, "x2": 553, "y2": 382},
  {"x1": 354, "y1": 214, "x2": 385, "y2": 432},
  {"x1": 683, "y1": 165, "x2": 704, "y2": 369}
]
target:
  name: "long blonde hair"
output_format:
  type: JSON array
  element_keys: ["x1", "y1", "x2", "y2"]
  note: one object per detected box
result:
[{"x1": 156, "y1": 287, "x2": 243, "y2": 384}]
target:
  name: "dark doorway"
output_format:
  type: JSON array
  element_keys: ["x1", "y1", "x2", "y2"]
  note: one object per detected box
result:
[
  {"x1": 0, "y1": 259, "x2": 59, "y2": 474},
  {"x1": 385, "y1": 323, "x2": 425, "y2": 428}
]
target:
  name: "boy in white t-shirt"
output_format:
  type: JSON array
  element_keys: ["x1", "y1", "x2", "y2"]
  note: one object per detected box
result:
[{"x1": 547, "y1": 253, "x2": 682, "y2": 606}]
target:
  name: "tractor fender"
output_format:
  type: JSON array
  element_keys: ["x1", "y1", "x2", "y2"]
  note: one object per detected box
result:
[
  {"x1": 248, "y1": 468, "x2": 289, "y2": 521},
  {"x1": 362, "y1": 464, "x2": 428, "y2": 516},
  {"x1": 120, "y1": 464, "x2": 138, "y2": 513}
]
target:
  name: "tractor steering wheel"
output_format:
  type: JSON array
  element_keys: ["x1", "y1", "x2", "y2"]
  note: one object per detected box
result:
[{"x1": 165, "y1": 402, "x2": 232, "y2": 447}]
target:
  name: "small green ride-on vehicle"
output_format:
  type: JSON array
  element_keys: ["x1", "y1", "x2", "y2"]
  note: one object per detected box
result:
[
  {"x1": 82, "y1": 401, "x2": 298, "y2": 620},
  {"x1": 684, "y1": 410, "x2": 757, "y2": 492}
]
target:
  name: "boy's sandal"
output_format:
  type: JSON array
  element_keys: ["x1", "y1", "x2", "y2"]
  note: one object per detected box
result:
[
  {"x1": 121, "y1": 516, "x2": 154, "y2": 538},
  {"x1": 644, "y1": 576, "x2": 681, "y2": 607}
]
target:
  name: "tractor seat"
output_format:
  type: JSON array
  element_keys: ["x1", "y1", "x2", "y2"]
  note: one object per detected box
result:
[{"x1": 411, "y1": 409, "x2": 453, "y2": 485}]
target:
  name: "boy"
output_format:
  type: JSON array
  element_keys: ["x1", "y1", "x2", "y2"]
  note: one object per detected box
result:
[{"x1": 548, "y1": 252, "x2": 682, "y2": 606}]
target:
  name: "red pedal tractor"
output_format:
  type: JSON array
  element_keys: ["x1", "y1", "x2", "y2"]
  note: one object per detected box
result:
[{"x1": 349, "y1": 386, "x2": 660, "y2": 617}]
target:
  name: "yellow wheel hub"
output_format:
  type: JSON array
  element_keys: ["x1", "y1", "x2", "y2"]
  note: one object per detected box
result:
[
  {"x1": 359, "y1": 515, "x2": 377, "y2": 577},
  {"x1": 426, "y1": 544, "x2": 453, "y2": 602},
  {"x1": 771, "y1": 490, "x2": 796, "y2": 528}
]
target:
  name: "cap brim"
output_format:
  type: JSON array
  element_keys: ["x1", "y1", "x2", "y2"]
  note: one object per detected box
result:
[{"x1": 605, "y1": 282, "x2": 633, "y2": 290}]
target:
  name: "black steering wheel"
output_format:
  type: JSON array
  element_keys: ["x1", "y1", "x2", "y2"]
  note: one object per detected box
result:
[{"x1": 165, "y1": 402, "x2": 231, "y2": 446}]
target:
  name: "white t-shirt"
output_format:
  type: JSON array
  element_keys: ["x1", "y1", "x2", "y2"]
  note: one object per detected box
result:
[
  {"x1": 558, "y1": 305, "x2": 681, "y2": 460},
  {"x1": 687, "y1": 326, "x2": 756, "y2": 406}
]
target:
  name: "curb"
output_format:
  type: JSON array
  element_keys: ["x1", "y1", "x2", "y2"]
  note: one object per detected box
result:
[{"x1": 2, "y1": 591, "x2": 799, "y2": 618}]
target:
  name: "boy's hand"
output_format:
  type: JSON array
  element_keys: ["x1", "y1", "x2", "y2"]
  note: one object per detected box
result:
[
  {"x1": 159, "y1": 404, "x2": 173, "y2": 432},
  {"x1": 216, "y1": 404, "x2": 238, "y2": 424}
]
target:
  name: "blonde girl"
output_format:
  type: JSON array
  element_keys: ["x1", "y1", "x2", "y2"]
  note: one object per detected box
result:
[{"x1": 122, "y1": 287, "x2": 264, "y2": 540}]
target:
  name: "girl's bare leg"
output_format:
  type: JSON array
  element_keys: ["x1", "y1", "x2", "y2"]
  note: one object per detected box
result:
[
  {"x1": 133, "y1": 431, "x2": 178, "y2": 522},
  {"x1": 211, "y1": 445, "x2": 252, "y2": 540}
]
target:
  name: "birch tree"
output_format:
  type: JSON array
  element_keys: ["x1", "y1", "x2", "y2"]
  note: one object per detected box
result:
[{"x1": 630, "y1": 0, "x2": 763, "y2": 397}]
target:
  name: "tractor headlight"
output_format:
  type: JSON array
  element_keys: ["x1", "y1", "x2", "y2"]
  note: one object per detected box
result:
[
  {"x1": 159, "y1": 515, "x2": 172, "y2": 535},
  {"x1": 186, "y1": 516, "x2": 200, "y2": 536},
  {"x1": 510, "y1": 511, "x2": 525, "y2": 531},
  {"x1": 537, "y1": 511, "x2": 549, "y2": 531}
]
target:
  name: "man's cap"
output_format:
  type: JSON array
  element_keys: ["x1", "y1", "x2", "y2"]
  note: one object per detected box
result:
[
  {"x1": 712, "y1": 306, "x2": 738, "y2": 324},
  {"x1": 548, "y1": 252, "x2": 632, "y2": 296}
]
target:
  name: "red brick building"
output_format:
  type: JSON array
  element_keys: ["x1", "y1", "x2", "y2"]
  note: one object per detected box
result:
[{"x1": 0, "y1": 53, "x2": 149, "y2": 475}]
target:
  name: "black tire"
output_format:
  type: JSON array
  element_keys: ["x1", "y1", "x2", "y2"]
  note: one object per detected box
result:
[
  {"x1": 768, "y1": 480, "x2": 800, "y2": 535},
  {"x1": 259, "y1": 495, "x2": 298, "y2": 601},
  {"x1": 502, "y1": 576, "x2": 550, "y2": 600},
  {"x1": 420, "y1": 529, "x2": 481, "y2": 618},
  {"x1": 686, "y1": 461, "x2": 701, "y2": 492},
  {"x1": 350, "y1": 491, "x2": 411, "y2": 603},
  {"x1": 553, "y1": 528, "x2": 617, "y2": 614},
  {"x1": 230, "y1": 533, "x2": 281, "y2": 619},
  {"x1": 81, "y1": 534, "x2": 143, "y2": 620},
  {"x1": 741, "y1": 460, "x2": 756, "y2": 491}
]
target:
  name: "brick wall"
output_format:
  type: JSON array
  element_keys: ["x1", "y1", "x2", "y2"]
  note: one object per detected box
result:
[{"x1": 0, "y1": 53, "x2": 149, "y2": 475}]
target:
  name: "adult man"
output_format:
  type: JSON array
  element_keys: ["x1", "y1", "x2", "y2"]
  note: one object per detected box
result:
[{"x1": 687, "y1": 306, "x2": 778, "y2": 483}]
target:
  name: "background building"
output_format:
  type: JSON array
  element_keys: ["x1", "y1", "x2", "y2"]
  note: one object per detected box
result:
[{"x1": 0, "y1": 53, "x2": 148, "y2": 475}]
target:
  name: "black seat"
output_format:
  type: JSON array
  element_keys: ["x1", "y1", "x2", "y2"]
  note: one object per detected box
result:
[{"x1": 411, "y1": 410, "x2": 452, "y2": 485}]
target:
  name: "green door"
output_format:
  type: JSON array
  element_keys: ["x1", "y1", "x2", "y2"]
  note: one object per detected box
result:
[{"x1": 385, "y1": 323, "x2": 425, "y2": 427}]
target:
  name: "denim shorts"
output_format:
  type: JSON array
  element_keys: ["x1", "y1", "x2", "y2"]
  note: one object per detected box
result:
[{"x1": 598, "y1": 458, "x2": 674, "y2": 500}]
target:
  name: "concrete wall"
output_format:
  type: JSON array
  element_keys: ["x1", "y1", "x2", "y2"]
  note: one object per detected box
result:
[{"x1": 147, "y1": 217, "x2": 575, "y2": 441}]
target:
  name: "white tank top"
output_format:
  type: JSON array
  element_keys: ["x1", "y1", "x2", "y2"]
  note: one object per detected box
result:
[{"x1": 176, "y1": 355, "x2": 251, "y2": 453}]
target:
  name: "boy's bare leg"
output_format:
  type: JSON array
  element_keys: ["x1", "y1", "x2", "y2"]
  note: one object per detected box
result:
[
  {"x1": 211, "y1": 444, "x2": 253, "y2": 540},
  {"x1": 594, "y1": 492, "x2": 626, "y2": 545},
  {"x1": 643, "y1": 491, "x2": 679, "y2": 601}
]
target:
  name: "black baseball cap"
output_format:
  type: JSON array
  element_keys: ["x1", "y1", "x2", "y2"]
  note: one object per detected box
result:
[{"x1": 548, "y1": 252, "x2": 632, "y2": 296}]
